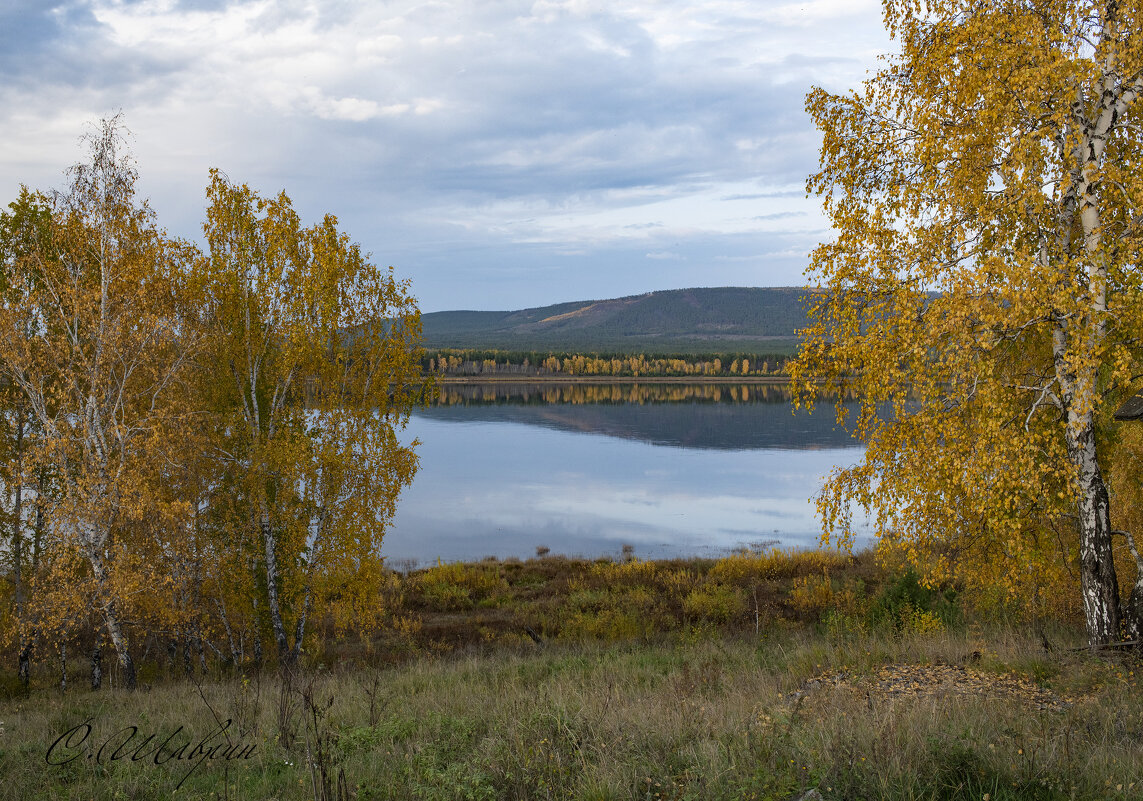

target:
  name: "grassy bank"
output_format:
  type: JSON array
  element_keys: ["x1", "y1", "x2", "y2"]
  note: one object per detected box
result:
[{"x1": 2, "y1": 551, "x2": 1141, "y2": 800}]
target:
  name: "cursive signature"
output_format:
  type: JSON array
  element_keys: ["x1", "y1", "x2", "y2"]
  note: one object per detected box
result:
[{"x1": 46, "y1": 718, "x2": 257, "y2": 790}]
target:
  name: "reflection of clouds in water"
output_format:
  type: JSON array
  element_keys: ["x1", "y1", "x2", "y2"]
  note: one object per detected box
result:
[
  {"x1": 384, "y1": 413, "x2": 870, "y2": 562},
  {"x1": 717, "y1": 528, "x2": 791, "y2": 539},
  {"x1": 532, "y1": 485, "x2": 814, "y2": 541}
]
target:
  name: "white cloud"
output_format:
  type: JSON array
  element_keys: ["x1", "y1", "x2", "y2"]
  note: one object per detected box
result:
[{"x1": 0, "y1": 0, "x2": 891, "y2": 310}]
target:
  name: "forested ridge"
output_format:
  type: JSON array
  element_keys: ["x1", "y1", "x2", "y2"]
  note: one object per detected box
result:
[{"x1": 420, "y1": 287, "x2": 811, "y2": 354}]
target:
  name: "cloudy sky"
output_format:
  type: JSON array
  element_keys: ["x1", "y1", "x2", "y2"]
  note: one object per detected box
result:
[{"x1": 0, "y1": 0, "x2": 891, "y2": 312}]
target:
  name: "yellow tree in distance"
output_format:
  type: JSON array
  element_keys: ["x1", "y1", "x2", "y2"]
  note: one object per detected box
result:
[{"x1": 792, "y1": 1, "x2": 1143, "y2": 646}]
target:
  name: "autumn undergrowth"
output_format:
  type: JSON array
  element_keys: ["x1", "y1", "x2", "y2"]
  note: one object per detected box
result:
[{"x1": 2, "y1": 550, "x2": 1141, "y2": 801}]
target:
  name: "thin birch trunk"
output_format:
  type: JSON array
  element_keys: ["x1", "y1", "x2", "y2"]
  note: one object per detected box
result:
[
  {"x1": 91, "y1": 644, "x2": 102, "y2": 690},
  {"x1": 289, "y1": 587, "x2": 312, "y2": 664},
  {"x1": 82, "y1": 525, "x2": 137, "y2": 688},
  {"x1": 11, "y1": 408, "x2": 27, "y2": 685},
  {"x1": 261, "y1": 511, "x2": 290, "y2": 664},
  {"x1": 1049, "y1": 43, "x2": 1137, "y2": 646}
]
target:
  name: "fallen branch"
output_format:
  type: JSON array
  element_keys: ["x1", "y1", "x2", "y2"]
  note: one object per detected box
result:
[{"x1": 1068, "y1": 640, "x2": 1140, "y2": 652}]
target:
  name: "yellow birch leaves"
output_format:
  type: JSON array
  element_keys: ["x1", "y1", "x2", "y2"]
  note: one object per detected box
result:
[
  {"x1": 793, "y1": 1, "x2": 1143, "y2": 628},
  {"x1": 0, "y1": 121, "x2": 425, "y2": 670}
]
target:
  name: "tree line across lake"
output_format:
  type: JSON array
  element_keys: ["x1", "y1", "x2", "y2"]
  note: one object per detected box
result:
[{"x1": 425, "y1": 350, "x2": 790, "y2": 378}]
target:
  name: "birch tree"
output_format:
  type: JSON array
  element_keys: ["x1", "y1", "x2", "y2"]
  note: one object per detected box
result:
[
  {"x1": 0, "y1": 190, "x2": 54, "y2": 684},
  {"x1": 200, "y1": 170, "x2": 423, "y2": 666},
  {"x1": 792, "y1": 0, "x2": 1143, "y2": 646},
  {"x1": 0, "y1": 118, "x2": 200, "y2": 687}
]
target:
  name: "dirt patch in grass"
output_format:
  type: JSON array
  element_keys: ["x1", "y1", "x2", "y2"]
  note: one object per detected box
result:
[{"x1": 793, "y1": 662, "x2": 1078, "y2": 712}]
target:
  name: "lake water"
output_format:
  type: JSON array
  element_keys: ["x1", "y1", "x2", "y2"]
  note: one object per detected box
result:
[{"x1": 382, "y1": 382, "x2": 869, "y2": 565}]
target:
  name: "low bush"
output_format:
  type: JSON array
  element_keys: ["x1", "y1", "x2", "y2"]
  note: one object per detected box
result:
[{"x1": 867, "y1": 568, "x2": 961, "y2": 632}]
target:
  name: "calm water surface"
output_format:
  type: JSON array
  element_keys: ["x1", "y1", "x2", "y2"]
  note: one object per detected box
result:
[{"x1": 382, "y1": 383, "x2": 870, "y2": 565}]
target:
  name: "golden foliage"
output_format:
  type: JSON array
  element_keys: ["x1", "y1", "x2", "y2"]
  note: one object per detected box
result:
[
  {"x1": 0, "y1": 117, "x2": 203, "y2": 685},
  {"x1": 791, "y1": 1, "x2": 1143, "y2": 642},
  {"x1": 432, "y1": 351, "x2": 784, "y2": 378},
  {"x1": 0, "y1": 119, "x2": 426, "y2": 674},
  {"x1": 185, "y1": 168, "x2": 426, "y2": 664}
]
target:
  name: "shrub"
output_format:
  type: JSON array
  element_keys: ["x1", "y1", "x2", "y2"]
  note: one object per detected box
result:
[
  {"x1": 868, "y1": 569, "x2": 960, "y2": 631},
  {"x1": 683, "y1": 584, "x2": 744, "y2": 623},
  {"x1": 562, "y1": 608, "x2": 648, "y2": 640},
  {"x1": 414, "y1": 560, "x2": 507, "y2": 611},
  {"x1": 709, "y1": 547, "x2": 848, "y2": 584}
]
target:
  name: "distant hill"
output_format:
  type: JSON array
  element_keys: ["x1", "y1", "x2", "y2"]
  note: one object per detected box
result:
[{"x1": 420, "y1": 287, "x2": 816, "y2": 354}]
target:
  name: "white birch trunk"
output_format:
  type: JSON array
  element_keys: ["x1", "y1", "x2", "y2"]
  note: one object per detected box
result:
[
  {"x1": 1050, "y1": 39, "x2": 1141, "y2": 646},
  {"x1": 80, "y1": 521, "x2": 137, "y2": 688},
  {"x1": 1112, "y1": 529, "x2": 1143, "y2": 639},
  {"x1": 1065, "y1": 408, "x2": 1121, "y2": 646},
  {"x1": 260, "y1": 510, "x2": 291, "y2": 663}
]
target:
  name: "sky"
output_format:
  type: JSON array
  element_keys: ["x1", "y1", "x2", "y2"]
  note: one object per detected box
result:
[{"x1": 0, "y1": 0, "x2": 892, "y2": 312}]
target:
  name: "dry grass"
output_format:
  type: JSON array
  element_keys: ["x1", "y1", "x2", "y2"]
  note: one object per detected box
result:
[
  {"x1": 353, "y1": 547, "x2": 880, "y2": 657},
  {"x1": 3, "y1": 628, "x2": 1141, "y2": 800},
  {"x1": 2, "y1": 551, "x2": 1141, "y2": 800}
]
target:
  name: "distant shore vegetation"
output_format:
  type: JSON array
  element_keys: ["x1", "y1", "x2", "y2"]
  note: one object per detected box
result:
[{"x1": 423, "y1": 349, "x2": 791, "y2": 379}]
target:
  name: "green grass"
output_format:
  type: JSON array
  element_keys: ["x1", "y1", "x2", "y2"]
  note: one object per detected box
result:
[
  {"x1": 4, "y1": 631, "x2": 1141, "y2": 800},
  {"x1": 2, "y1": 551, "x2": 1141, "y2": 800}
]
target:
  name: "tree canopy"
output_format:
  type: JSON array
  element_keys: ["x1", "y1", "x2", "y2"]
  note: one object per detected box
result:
[
  {"x1": 791, "y1": 0, "x2": 1143, "y2": 646},
  {"x1": 0, "y1": 118, "x2": 425, "y2": 683},
  {"x1": 198, "y1": 169, "x2": 423, "y2": 665}
]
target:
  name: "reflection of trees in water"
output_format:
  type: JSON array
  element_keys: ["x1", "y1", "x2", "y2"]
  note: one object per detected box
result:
[
  {"x1": 419, "y1": 382, "x2": 867, "y2": 450},
  {"x1": 432, "y1": 382, "x2": 860, "y2": 406}
]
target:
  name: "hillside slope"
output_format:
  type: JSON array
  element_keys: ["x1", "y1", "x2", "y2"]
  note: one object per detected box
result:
[{"x1": 421, "y1": 287, "x2": 815, "y2": 353}]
